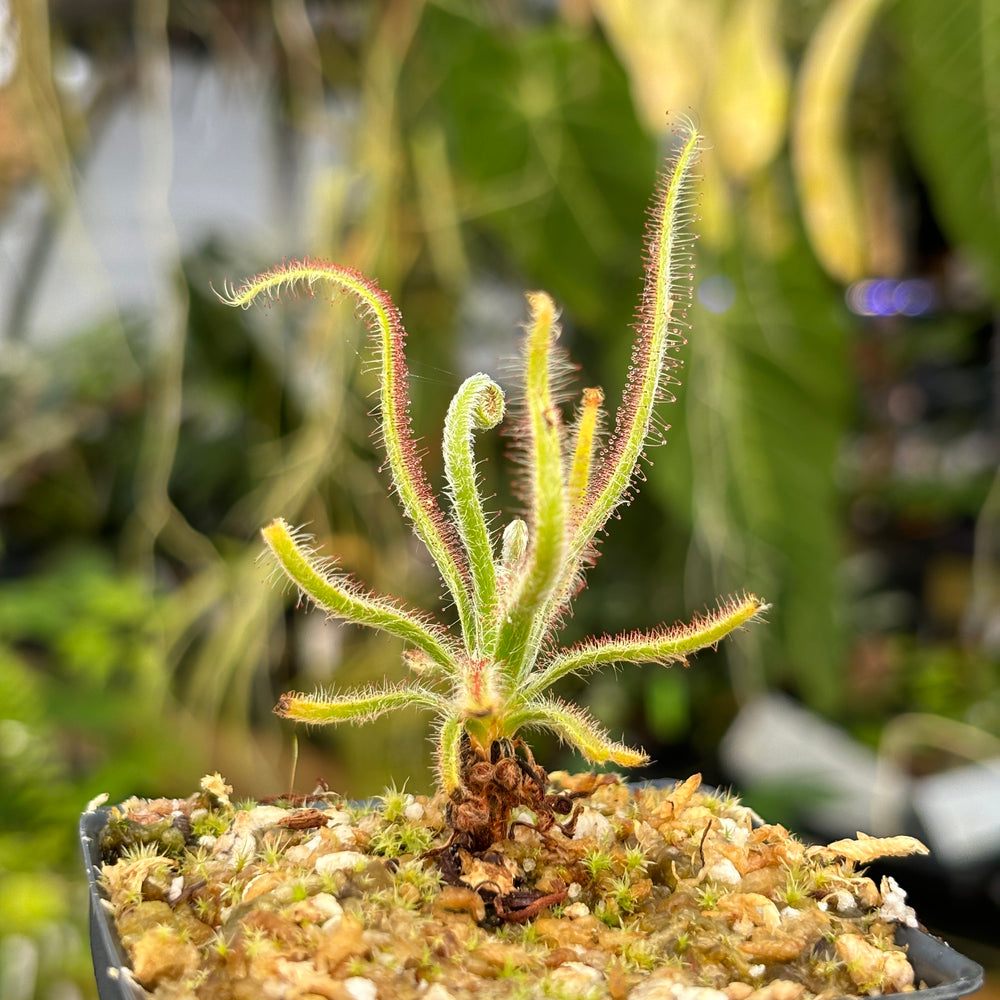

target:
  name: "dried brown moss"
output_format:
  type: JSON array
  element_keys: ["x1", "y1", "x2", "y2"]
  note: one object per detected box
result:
[{"x1": 97, "y1": 775, "x2": 927, "y2": 1000}]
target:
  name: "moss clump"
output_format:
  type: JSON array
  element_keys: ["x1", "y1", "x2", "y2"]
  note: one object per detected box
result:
[{"x1": 96, "y1": 774, "x2": 928, "y2": 1000}]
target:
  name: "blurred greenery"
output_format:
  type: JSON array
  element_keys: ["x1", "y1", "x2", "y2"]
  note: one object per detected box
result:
[
  {"x1": 0, "y1": 1, "x2": 998, "y2": 996},
  {"x1": 893, "y1": 0, "x2": 1000, "y2": 297}
]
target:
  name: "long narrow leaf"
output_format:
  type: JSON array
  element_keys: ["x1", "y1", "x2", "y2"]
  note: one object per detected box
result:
[
  {"x1": 218, "y1": 260, "x2": 478, "y2": 648},
  {"x1": 521, "y1": 593, "x2": 768, "y2": 701},
  {"x1": 566, "y1": 387, "x2": 605, "y2": 518},
  {"x1": 572, "y1": 124, "x2": 701, "y2": 555},
  {"x1": 275, "y1": 681, "x2": 445, "y2": 725},
  {"x1": 434, "y1": 713, "x2": 466, "y2": 794},
  {"x1": 541, "y1": 124, "x2": 702, "y2": 637},
  {"x1": 443, "y1": 374, "x2": 505, "y2": 648},
  {"x1": 262, "y1": 518, "x2": 459, "y2": 673},
  {"x1": 504, "y1": 697, "x2": 648, "y2": 767},
  {"x1": 494, "y1": 292, "x2": 567, "y2": 676}
]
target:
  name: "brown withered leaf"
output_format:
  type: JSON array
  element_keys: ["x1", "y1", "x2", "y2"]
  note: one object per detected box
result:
[
  {"x1": 278, "y1": 808, "x2": 329, "y2": 830},
  {"x1": 808, "y1": 832, "x2": 929, "y2": 864}
]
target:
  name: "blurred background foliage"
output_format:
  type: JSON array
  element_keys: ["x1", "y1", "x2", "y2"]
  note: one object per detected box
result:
[{"x1": 0, "y1": 0, "x2": 998, "y2": 997}]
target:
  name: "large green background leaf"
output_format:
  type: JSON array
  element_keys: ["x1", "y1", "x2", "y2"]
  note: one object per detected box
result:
[{"x1": 893, "y1": 0, "x2": 1000, "y2": 292}]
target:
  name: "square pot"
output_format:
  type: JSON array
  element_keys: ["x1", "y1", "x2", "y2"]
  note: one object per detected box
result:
[{"x1": 80, "y1": 798, "x2": 985, "y2": 1000}]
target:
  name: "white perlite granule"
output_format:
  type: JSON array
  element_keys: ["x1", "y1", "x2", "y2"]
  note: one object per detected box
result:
[{"x1": 877, "y1": 876, "x2": 918, "y2": 928}]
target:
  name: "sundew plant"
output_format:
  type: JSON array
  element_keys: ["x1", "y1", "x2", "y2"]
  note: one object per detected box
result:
[{"x1": 220, "y1": 121, "x2": 766, "y2": 829}]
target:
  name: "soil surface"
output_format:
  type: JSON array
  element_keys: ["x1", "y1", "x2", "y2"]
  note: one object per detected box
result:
[{"x1": 94, "y1": 773, "x2": 929, "y2": 1000}]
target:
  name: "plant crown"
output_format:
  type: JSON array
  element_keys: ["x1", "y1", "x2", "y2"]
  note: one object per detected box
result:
[{"x1": 218, "y1": 120, "x2": 767, "y2": 794}]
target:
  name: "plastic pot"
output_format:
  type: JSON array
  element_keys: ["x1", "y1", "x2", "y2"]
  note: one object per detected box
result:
[{"x1": 80, "y1": 800, "x2": 985, "y2": 1000}]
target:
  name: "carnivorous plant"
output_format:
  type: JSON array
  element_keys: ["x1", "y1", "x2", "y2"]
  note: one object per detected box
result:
[{"x1": 219, "y1": 120, "x2": 767, "y2": 847}]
